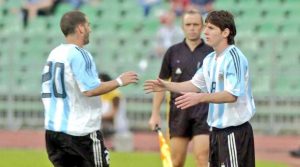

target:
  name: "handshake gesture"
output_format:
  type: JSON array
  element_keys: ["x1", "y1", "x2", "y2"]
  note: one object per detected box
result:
[
  {"x1": 144, "y1": 78, "x2": 206, "y2": 110},
  {"x1": 143, "y1": 78, "x2": 167, "y2": 93}
]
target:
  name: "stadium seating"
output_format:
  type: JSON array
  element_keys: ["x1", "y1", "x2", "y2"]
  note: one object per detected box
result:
[{"x1": 0, "y1": 0, "x2": 300, "y2": 132}]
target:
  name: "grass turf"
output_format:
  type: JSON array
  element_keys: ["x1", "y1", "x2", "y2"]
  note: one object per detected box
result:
[{"x1": 0, "y1": 149, "x2": 288, "y2": 167}]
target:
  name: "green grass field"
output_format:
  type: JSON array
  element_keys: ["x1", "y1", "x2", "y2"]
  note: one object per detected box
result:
[{"x1": 0, "y1": 149, "x2": 288, "y2": 167}]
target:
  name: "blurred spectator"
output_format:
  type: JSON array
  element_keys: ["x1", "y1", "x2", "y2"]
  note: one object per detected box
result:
[
  {"x1": 154, "y1": 10, "x2": 184, "y2": 58},
  {"x1": 169, "y1": 0, "x2": 189, "y2": 17},
  {"x1": 99, "y1": 73, "x2": 133, "y2": 151},
  {"x1": 290, "y1": 148, "x2": 300, "y2": 158},
  {"x1": 139, "y1": 0, "x2": 161, "y2": 17},
  {"x1": 21, "y1": 0, "x2": 86, "y2": 29},
  {"x1": 189, "y1": 0, "x2": 214, "y2": 17},
  {"x1": 21, "y1": 0, "x2": 60, "y2": 28},
  {"x1": 99, "y1": 73, "x2": 130, "y2": 136},
  {"x1": 65, "y1": 0, "x2": 86, "y2": 9}
]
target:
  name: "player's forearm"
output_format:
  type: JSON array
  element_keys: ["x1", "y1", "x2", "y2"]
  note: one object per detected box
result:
[
  {"x1": 165, "y1": 81, "x2": 199, "y2": 93},
  {"x1": 83, "y1": 80, "x2": 119, "y2": 97},
  {"x1": 205, "y1": 91, "x2": 237, "y2": 103}
]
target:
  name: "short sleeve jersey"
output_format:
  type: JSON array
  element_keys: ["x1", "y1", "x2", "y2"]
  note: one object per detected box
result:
[
  {"x1": 41, "y1": 44, "x2": 101, "y2": 136},
  {"x1": 191, "y1": 45, "x2": 256, "y2": 128}
]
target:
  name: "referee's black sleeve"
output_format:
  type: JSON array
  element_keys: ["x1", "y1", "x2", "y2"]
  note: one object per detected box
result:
[{"x1": 159, "y1": 47, "x2": 172, "y2": 80}]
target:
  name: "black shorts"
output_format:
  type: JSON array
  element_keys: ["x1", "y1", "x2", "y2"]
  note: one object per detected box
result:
[
  {"x1": 209, "y1": 122, "x2": 255, "y2": 167},
  {"x1": 169, "y1": 102, "x2": 209, "y2": 139},
  {"x1": 45, "y1": 130, "x2": 109, "y2": 167}
]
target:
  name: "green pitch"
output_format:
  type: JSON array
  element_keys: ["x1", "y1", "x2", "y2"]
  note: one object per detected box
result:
[{"x1": 0, "y1": 149, "x2": 288, "y2": 167}]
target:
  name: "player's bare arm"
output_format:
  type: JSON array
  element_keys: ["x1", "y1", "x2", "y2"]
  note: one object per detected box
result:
[
  {"x1": 175, "y1": 91, "x2": 237, "y2": 109},
  {"x1": 144, "y1": 79, "x2": 197, "y2": 94},
  {"x1": 144, "y1": 79, "x2": 166, "y2": 93},
  {"x1": 84, "y1": 71, "x2": 138, "y2": 97}
]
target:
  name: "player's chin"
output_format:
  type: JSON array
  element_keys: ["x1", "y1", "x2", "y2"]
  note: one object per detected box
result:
[
  {"x1": 205, "y1": 39, "x2": 212, "y2": 46},
  {"x1": 188, "y1": 36, "x2": 200, "y2": 41},
  {"x1": 84, "y1": 39, "x2": 90, "y2": 45}
]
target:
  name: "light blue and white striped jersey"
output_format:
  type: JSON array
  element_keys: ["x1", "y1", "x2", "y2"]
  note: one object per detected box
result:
[
  {"x1": 191, "y1": 45, "x2": 255, "y2": 128},
  {"x1": 41, "y1": 44, "x2": 101, "y2": 136}
]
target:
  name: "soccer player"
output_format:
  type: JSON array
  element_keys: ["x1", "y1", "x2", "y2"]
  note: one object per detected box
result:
[
  {"x1": 145, "y1": 10, "x2": 256, "y2": 167},
  {"x1": 41, "y1": 11, "x2": 138, "y2": 167},
  {"x1": 148, "y1": 9, "x2": 213, "y2": 167}
]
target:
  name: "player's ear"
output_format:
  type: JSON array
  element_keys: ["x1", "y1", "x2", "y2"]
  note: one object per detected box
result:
[
  {"x1": 77, "y1": 23, "x2": 85, "y2": 33},
  {"x1": 222, "y1": 28, "x2": 230, "y2": 38}
]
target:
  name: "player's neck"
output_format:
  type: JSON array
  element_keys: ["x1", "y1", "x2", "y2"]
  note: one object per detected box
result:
[
  {"x1": 214, "y1": 41, "x2": 229, "y2": 56},
  {"x1": 65, "y1": 34, "x2": 84, "y2": 48},
  {"x1": 186, "y1": 38, "x2": 201, "y2": 52}
]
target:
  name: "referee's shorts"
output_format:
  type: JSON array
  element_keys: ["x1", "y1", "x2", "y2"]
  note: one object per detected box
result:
[
  {"x1": 209, "y1": 122, "x2": 255, "y2": 167},
  {"x1": 46, "y1": 130, "x2": 109, "y2": 167}
]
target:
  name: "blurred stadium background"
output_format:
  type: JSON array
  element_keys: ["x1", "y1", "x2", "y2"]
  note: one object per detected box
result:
[{"x1": 0, "y1": 0, "x2": 299, "y2": 136}]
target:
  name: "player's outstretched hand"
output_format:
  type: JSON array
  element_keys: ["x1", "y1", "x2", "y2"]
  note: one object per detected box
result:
[
  {"x1": 144, "y1": 79, "x2": 166, "y2": 94},
  {"x1": 175, "y1": 92, "x2": 206, "y2": 109},
  {"x1": 118, "y1": 71, "x2": 139, "y2": 86}
]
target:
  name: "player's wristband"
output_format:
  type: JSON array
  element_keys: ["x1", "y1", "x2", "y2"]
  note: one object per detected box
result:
[{"x1": 116, "y1": 77, "x2": 123, "y2": 87}]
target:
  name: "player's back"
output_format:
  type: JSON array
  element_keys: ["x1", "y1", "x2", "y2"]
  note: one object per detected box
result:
[{"x1": 42, "y1": 44, "x2": 102, "y2": 136}]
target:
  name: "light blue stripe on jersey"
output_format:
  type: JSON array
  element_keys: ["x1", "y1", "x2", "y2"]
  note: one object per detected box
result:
[
  {"x1": 46, "y1": 63, "x2": 56, "y2": 131},
  {"x1": 208, "y1": 104, "x2": 214, "y2": 125},
  {"x1": 227, "y1": 47, "x2": 245, "y2": 96},
  {"x1": 210, "y1": 60, "x2": 217, "y2": 93},
  {"x1": 47, "y1": 97, "x2": 56, "y2": 131},
  {"x1": 230, "y1": 49, "x2": 240, "y2": 82},
  {"x1": 216, "y1": 79, "x2": 225, "y2": 128},
  {"x1": 216, "y1": 103, "x2": 225, "y2": 127},
  {"x1": 60, "y1": 96, "x2": 70, "y2": 133},
  {"x1": 69, "y1": 48, "x2": 100, "y2": 91},
  {"x1": 75, "y1": 47, "x2": 92, "y2": 75}
]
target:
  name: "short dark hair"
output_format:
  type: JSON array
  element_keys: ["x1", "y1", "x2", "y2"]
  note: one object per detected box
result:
[
  {"x1": 60, "y1": 11, "x2": 87, "y2": 36},
  {"x1": 182, "y1": 9, "x2": 203, "y2": 25},
  {"x1": 205, "y1": 10, "x2": 236, "y2": 45}
]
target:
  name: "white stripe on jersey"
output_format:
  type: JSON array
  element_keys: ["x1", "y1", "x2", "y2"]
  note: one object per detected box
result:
[{"x1": 191, "y1": 45, "x2": 256, "y2": 128}]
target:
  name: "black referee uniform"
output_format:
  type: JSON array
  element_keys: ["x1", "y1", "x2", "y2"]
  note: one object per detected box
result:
[{"x1": 159, "y1": 39, "x2": 213, "y2": 138}]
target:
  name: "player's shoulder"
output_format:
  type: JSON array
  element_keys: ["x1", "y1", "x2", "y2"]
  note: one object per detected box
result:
[
  {"x1": 51, "y1": 44, "x2": 80, "y2": 54},
  {"x1": 74, "y1": 46, "x2": 90, "y2": 54},
  {"x1": 163, "y1": 41, "x2": 184, "y2": 58},
  {"x1": 205, "y1": 51, "x2": 215, "y2": 60},
  {"x1": 169, "y1": 41, "x2": 184, "y2": 50},
  {"x1": 202, "y1": 51, "x2": 215, "y2": 66},
  {"x1": 225, "y1": 45, "x2": 248, "y2": 64},
  {"x1": 226, "y1": 45, "x2": 242, "y2": 56},
  {"x1": 226, "y1": 45, "x2": 246, "y2": 59},
  {"x1": 66, "y1": 45, "x2": 91, "y2": 59},
  {"x1": 49, "y1": 44, "x2": 71, "y2": 58}
]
